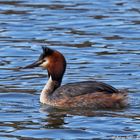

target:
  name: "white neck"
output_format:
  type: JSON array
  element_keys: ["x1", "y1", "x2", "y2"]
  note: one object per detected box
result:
[{"x1": 40, "y1": 76, "x2": 60, "y2": 104}]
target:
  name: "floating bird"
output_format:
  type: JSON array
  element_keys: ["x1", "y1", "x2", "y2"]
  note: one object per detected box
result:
[{"x1": 24, "y1": 47, "x2": 128, "y2": 109}]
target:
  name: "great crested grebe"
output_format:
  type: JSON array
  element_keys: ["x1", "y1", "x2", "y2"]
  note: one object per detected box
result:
[{"x1": 24, "y1": 47, "x2": 128, "y2": 109}]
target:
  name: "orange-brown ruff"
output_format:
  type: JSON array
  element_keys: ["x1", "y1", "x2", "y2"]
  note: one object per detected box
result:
[{"x1": 24, "y1": 47, "x2": 128, "y2": 109}]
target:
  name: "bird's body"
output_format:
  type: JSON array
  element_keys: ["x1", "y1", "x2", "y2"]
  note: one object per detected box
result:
[{"x1": 24, "y1": 47, "x2": 128, "y2": 109}]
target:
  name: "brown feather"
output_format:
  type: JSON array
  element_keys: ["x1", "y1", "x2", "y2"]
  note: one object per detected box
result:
[
  {"x1": 47, "y1": 51, "x2": 66, "y2": 83},
  {"x1": 48, "y1": 91, "x2": 128, "y2": 109}
]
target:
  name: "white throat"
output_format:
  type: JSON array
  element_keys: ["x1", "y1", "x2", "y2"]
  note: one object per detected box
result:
[
  {"x1": 40, "y1": 76, "x2": 60, "y2": 104},
  {"x1": 40, "y1": 76, "x2": 53, "y2": 104}
]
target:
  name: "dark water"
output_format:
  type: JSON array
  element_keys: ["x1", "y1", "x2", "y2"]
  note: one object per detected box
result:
[{"x1": 0, "y1": 0, "x2": 140, "y2": 139}]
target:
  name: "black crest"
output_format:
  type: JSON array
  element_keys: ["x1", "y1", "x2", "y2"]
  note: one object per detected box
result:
[{"x1": 39, "y1": 46, "x2": 54, "y2": 60}]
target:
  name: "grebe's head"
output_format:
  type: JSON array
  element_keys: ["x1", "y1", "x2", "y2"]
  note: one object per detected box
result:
[{"x1": 24, "y1": 47, "x2": 66, "y2": 83}]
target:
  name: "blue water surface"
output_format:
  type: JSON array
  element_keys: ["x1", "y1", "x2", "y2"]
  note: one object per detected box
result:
[{"x1": 0, "y1": 0, "x2": 140, "y2": 139}]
